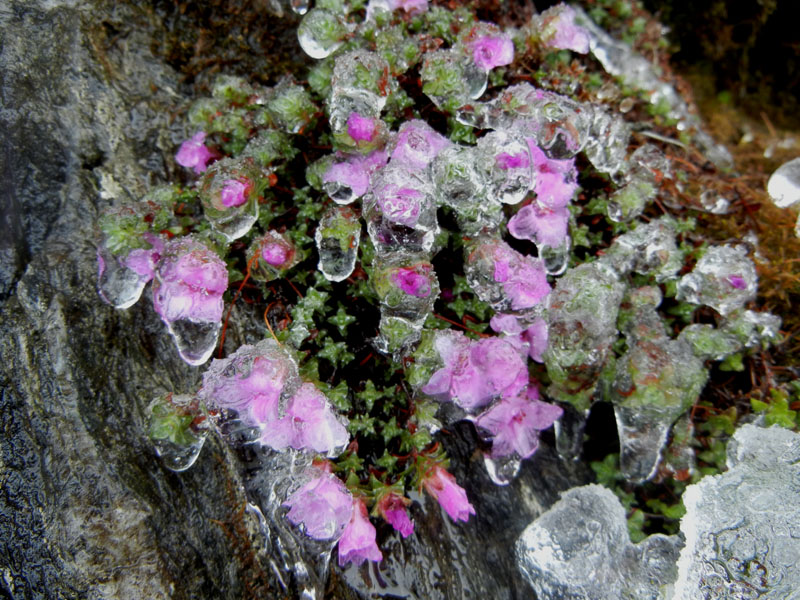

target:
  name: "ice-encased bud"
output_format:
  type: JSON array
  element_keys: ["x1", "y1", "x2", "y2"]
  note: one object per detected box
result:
[
  {"x1": 247, "y1": 230, "x2": 299, "y2": 282},
  {"x1": 297, "y1": 8, "x2": 349, "y2": 59},
  {"x1": 600, "y1": 217, "x2": 683, "y2": 282},
  {"x1": 674, "y1": 425, "x2": 800, "y2": 598},
  {"x1": 372, "y1": 254, "x2": 439, "y2": 322},
  {"x1": 582, "y1": 107, "x2": 630, "y2": 174},
  {"x1": 364, "y1": 166, "x2": 438, "y2": 257},
  {"x1": 608, "y1": 144, "x2": 668, "y2": 222},
  {"x1": 516, "y1": 485, "x2": 682, "y2": 600},
  {"x1": 475, "y1": 130, "x2": 533, "y2": 205},
  {"x1": 767, "y1": 157, "x2": 800, "y2": 208},
  {"x1": 329, "y1": 50, "x2": 390, "y2": 134},
  {"x1": 148, "y1": 393, "x2": 209, "y2": 472},
  {"x1": 152, "y1": 237, "x2": 228, "y2": 366},
  {"x1": 198, "y1": 157, "x2": 262, "y2": 241},
  {"x1": 464, "y1": 237, "x2": 551, "y2": 313},
  {"x1": 676, "y1": 245, "x2": 758, "y2": 316},
  {"x1": 97, "y1": 234, "x2": 164, "y2": 309},
  {"x1": 543, "y1": 262, "x2": 626, "y2": 412},
  {"x1": 315, "y1": 205, "x2": 361, "y2": 282},
  {"x1": 420, "y1": 48, "x2": 486, "y2": 111}
]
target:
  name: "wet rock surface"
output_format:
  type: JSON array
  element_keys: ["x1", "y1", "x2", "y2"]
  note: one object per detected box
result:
[{"x1": 0, "y1": 1, "x2": 591, "y2": 598}]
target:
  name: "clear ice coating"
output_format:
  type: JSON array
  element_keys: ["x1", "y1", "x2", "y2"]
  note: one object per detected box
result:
[
  {"x1": 676, "y1": 245, "x2": 758, "y2": 316},
  {"x1": 475, "y1": 130, "x2": 533, "y2": 205},
  {"x1": 419, "y1": 49, "x2": 478, "y2": 111},
  {"x1": 96, "y1": 244, "x2": 153, "y2": 309},
  {"x1": 572, "y1": 6, "x2": 733, "y2": 170},
  {"x1": 148, "y1": 393, "x2": 209, "y2": 472},
  {"x1": 606, "y1": 144, "x2": 668, "y2": 223},
  {"x1": 328, "y1": 50, "x2": 390, "y2": 134},
  {"x1": 673, "y1": 425, "x2": 800, "y2": 599},
  {"x1": 372, "y1": 254, "x2": 439, "y2": 322},
  {"x1": 151, "y1": 237, "x2": 228, "y2": 366},
  {"x1": 600, "y1": 217, "x2": 684, "y2": 282},
  {"x1": 364, "y1": 165, "x2": 438, "y2": 257},
  {"x1": 297, "y1": 9, "x2": 348, "y2": 59},
  {"x1": 582, "y1": 107, "x2": 631, "y2": 175},
  {"x1": 543, "y1": 262, "x2": 627, "y2": 412},
  {"x1": 516, "y1": 485, "x2": 682, "y2": 600},
  {"x1": 315, "y1": 205, "x2": 361, "y2": 282},
  {"x1": 198, "y1": 157, "x2": 261, "y2": 241},
  {"x1": 290, "y1": 0, "x2": 310, "y2": 16},
  {"x1": 611, "y1": 287, "x2": 708, "y2": 481},
  {"x1": 766, "y1": 156, "x2": 800, "y2": 208},
  {"x1": 456, "y1": 84, "x2": 590, "y2": 160},
  {"x1": 374, "y1": 314, "x2": 423, "y2": 358}
]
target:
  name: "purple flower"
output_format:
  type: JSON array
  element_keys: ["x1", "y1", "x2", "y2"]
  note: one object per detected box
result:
[
  {"x1": 121, "y1": 233, "x2": 165, "y2": 280},
  {"x1": 527, "y1": 141, "x2": 578, "y2": 209},
  {"x1": 262, "y1": 242, "x2": 290, "y2": 267},
  {"x1": 392, "y1": 266, "x2": 432, "y2": 298},
  {"x1": 539, "y1": 4, "x2": 590, "y2": 54},
  {"x1": 475, "y1": 386, "x2": 563, "y2": 459},
  {"x1": 377, "y1": 492, "x2": 414, "y2": 538},
  {"x1": 422, "y1": 331, "x2": 528, "y2": 410},
  {"x1": 346, "y1": 113, "x2": 376, "y2": 143},
  {"x1": 484, "y1": 241, "x2": 551, "y2": 311},
  {"x1": 220, "y1": 178, "x2": 249, "y2": 208},
  {"x1": 522, "y1": 318, "x2": 548, "y2": 363},
  {"x1": 391, "y1": 120, "x2": 452, "y2": 171},
  {"x1": 727, "y1": 275, "x2": 746, "y2": 290},
  {"x1": 422, "y1": 465, "x2": 475, "y2": 523},
  {"x1": 471, "y1": 35, "x2": 515, "y2": 71},
  {"x1": 388, "y1": 0, "x2": 428, "y2": 14},
  {"x1": 175, "y1": 131, "x2": 214, "y2": 174},
  {"x1": 507, "y1": 202, "x2": 570, "y2": 248},
  {"x1": 152, "y1": 238, "x2": 228, "y2": 324},
  {"x1": 337, "y1": 498, "x2": 383, "y2": 567},
  {"x1": 495, "y1": 151, "x2": 530, "y2": 170},
  {"x1": 202, "y1": 352, "x2": 293, "y2": 426},
  {"x1": 284, "y1": 471, "x2": 353, "y2": 541},
  {"x1": 324, "y1": 160, "x2": 371, "y2": 199},
  {"x1": 376, "y1": 185, "x2": 423, "y2": 227},
  {"x1": 490, "y1": 313, "x2": 523, "y2": 335},
  {"x1": 264, "y1": 383, "x2": 349, "y2": 455}
]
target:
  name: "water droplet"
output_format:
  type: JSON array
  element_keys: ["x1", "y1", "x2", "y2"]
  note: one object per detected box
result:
[
  {"x1": 148, "y1": 394, "x2": 209, "y2": 472},
  {"x1": 297, "y1": 9, "x2": 348, "y2": 59},
  {"x1": 767, "y1": 157, "x2": 800, "y2": 208},
  {"x1": 483, "y1": 454, "x2": 521, "y2": 486},
  {"x1": 315, "y1": 205, "x2": 361, "y2": 282},
  {"x1": 96, "y1": 246, "x2": 150, "y2": 309},
  {"x1": 290, "y1": 0, "x2": 310, "y2": 15},
  {"x1": 167, "y1": 319, "x2": 222, "y2": 366}
]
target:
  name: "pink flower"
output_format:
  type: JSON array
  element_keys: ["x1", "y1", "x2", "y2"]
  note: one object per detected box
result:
[
  {"x1": 422, "y1": 331, "x2": 528, "y2": 410},
  {"x1": 391, "y1": 120, "x2": 452, "y2": 171},
  {"x1": 388, "y1": 0, "x2": 428, "y2": 14},
  {"x1": 324, "y1": 161, "x2": 371, "y2": 198},
  {"x1": 346, "y1": 113, "x2": 376, "y2": 143},
  {"x1": 376, "y1": 493, "x2": 414, "y2": 538},
  {"x1": 422, "y1": 465, "x2": 475, "y2": 522},
  {"x1": 264, "y1": 383, "x2": 349, "y2": 455},
  {"x1": 337, "y1": 498, "x2": 383, "y2": 567},
  {"x1": 175, "y1": 131, "x2": 214, "y2": 174},
  {"x1": 392, "y1": 266, "x2": 432, "y2": 298},
  {"x1": 152, "y1": 238, "x2": 228, "y2": 324},
  {"x1": 490, "y1": 313, "x2": 524, "y2": 335},
  {"x1": 262, "y1": 242, "x2": 290, "y2": 267},
  {"x1": 475, "y1": 387, "x2": 562, "y2": 459},
  {"x1": 522, "y1": 318, "x2": 548, "y2": 363},
  {"x1": 727, "y1": 275, "x2": 746, "y2": 289},
  {"x1": 284, "y1": 472, "x2": 353, "y2": 541},
  {"x1": 220, "y1": 178, "x2": 249, "y2": 208},
  {"x1": 507, "y1": 202, "x2": 570, "y2": 248},
  {"x1": 471, "y1": 35, "x2": 515, "y2": 71},
  {"x1": 527, "y1": 141, "x2": 578, "y2": 209},
  {"x1": 121, "y1": 233, "x2": 165, "y2": 280},
  {"x1": 376, "y1": 185, "x2": 423, "y2": 227},
  {"x1": 496, "y1": 151, "x2": 530, "y2": 170},
  {"x1": 539, "y1": 4, "x2": 590, "y2": 55},
  {"x1": 486, "y1": 242, "x2": 551, "y2": 311}
]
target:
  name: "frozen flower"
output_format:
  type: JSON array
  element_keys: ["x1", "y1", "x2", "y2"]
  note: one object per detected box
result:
[
  {"x1": 264, "y1": 383, "x2": 349, "y2": 455},
  {"x1": 175, "y1": 131, "x2": 214, "y2": 174},
  {"x1": 507, "y1": 202, "x2": 570, "y2": 248},
  {"x1": 376, "y1": 184, "x2": 423, "y2": 227},
  {"x1": 490, "y1": 313, "x2": 523, "y2": 335},
  {"x1": 284, "y1": 471, "x2": 353, "y2": 541},
  {"x1": 347, "y1": 113, "x2": 377, "y2": 143},
  {"x1": 152, "y1": 238, "x2": 228, "y2": 324},
  {"x1": 476, "y1": 386, "x2": 562, "y2": 459},
  {"x1": 422, "y1": 331, "x2": 527, "y2": 410},
  {"x1": 489, "y1": 243, "x2": 551, "y2": 310},
  {"x1": 389, "y1": 0, "x2": 428, "y2": 14},
  {"x1": 471, "y1": 35, "x2": 515, "y2": 71},
  {"x1": 376, "y1": 492, "x2": 414, "y2": 538},
  {"x1": 495, "y1": 151, "x2": 530, "y2": 170},
  {"x1": 391, "y1": 120, "x2": 451, "y2": 171},
  {"x1": 247, "y1": 231, "x2": 298, "y2": 283},
  {"x1": 537, "y1": 4, "x2": 590, "y2": 54},
  {"x1": 324, "y1": 160, "x2": 371, "y2": 199},
  {"x1": 527, "y1": 141, "x2": 578, "y2": 210},
  {"x1": 220, "y1": 178, "x2": 249, "y2": 208},
  {"x1": 728, "y1": 275, "x2": 746, "y2": 290},
  {"x1": 392, "y1": 266, "x2": 432, "y2": 298},
  {"x1": 121, "y1": 232, "x2": 165, "y2": 281},
  {"x1": 522, "y1": 318, "x2": 548, "y2": 363},
  {"x1": 337, "y1": 498, "x2": 383, "y2": 567},
  {"x1": 422, "y1": 465, "x2": 475, "y2": 522}
]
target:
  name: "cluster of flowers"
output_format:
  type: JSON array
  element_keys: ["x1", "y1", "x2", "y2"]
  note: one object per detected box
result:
[{"x1": 94, "y1": 0, "x2": 634, "y2": 572}]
